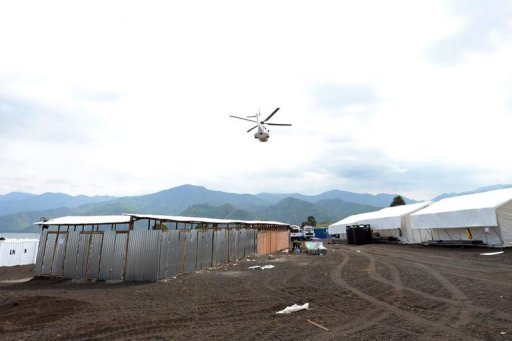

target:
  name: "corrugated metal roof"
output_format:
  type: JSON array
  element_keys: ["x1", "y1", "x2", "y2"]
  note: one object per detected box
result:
[
  {"x1": 34, "y1": 215, "x2": 132, "y2": 226},
  {"x1": 125, "y1": 213, "x2": 289, "y2": 226}
]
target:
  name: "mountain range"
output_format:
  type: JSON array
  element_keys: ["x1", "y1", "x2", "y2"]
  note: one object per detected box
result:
[
  {"x1": 0, "y1": 185, "x2": 404, "y2": 232},
  {"x1": 1, "y1": 184, "x2": 509, "y2": 233}
]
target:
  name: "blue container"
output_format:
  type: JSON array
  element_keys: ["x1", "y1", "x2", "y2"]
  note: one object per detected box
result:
[{"x1": 314, "y1": 228, "x2": 329, "y2": 239}]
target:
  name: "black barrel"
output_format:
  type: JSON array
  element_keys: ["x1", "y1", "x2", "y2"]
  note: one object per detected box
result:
[
  {"x1": 346, "y1": 226, "x2": 355, "y2": 244},
  {"x1": 353, "y1": 225, "x2": 372, "y2": 245}
]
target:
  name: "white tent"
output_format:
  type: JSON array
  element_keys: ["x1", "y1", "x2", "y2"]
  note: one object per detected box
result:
[
  {"x1": 328, "y1": 201, "x2": 432, "y2": 244},
  {"x1": 410, "y1": 188, "x2": 512, "y2": 247},
  {"x1": 328, "y1": 210, "x2": 380, "y2": 238}
]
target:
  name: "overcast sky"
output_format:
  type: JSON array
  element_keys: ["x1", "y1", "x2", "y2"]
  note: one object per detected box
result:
[{"x1": 1, "y1": 0, "x2": 512, "y2": 200}]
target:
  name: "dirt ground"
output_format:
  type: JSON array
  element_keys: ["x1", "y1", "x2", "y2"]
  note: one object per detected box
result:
[{"x1": 1, "y1": 243, "x2": 512, "y2": 340}]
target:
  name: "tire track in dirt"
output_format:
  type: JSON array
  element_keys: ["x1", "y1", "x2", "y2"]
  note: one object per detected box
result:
[
  {"x1": 355, "y1": 249, "x2": 474, "y2": 328},
  {"x1": 325, "y1": 251, "x2": 407, "y2": 337},
  {"x1": 242, "y1": 256, "x2": 389, "y2": 339},
  {"x1": 366, "y1": 245, "x2": 512, "y2": 280},
  {"x1": 361, "y1": 246, "x2": 512, "y2": 325},
  {"x1": 330, "y1": 251, "x2": 478, "y2": 340}
]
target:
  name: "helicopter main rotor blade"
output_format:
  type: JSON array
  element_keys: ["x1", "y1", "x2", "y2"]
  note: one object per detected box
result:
[
  {"x1": 265, "y1": 123, "x2": 292, "y2": 126},
  {"x1": 247, "y1": 125, "x2": 258, "y2": 132},
  {"x1": 230, "y1": 115, "x2": 258, "y2": 123},
  {"x1": 262, "y1": 107, "x2": 280, "y2": 123}
]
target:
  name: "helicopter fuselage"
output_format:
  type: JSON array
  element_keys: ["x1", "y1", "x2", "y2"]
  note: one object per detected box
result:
[
  {"x1": 255, "y1": 124, "x2": 270, "y2": 142},
  {"x1": 229, "y1": 108, "x2": 289, "y2": 142}
]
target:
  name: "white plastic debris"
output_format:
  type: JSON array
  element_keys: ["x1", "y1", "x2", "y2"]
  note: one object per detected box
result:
[
  {"x1": 480, "y1": 251, "x2": 504, "y2": 256},
  {"x1": 248, "y1": 265, "x2": 275, "y2": 270},
  {"x1": 276, "y1": 303, "x2": 309, "y2": 314}
]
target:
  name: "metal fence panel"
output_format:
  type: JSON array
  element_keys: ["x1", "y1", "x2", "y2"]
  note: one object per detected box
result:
[
  {"x1": 51, "y1": 232, "x2": 68, "y2": 276},
  {"x1": 41, "y1": 233, "x2": 56, "y2": 276},
  {"x1": 125, "y1": 230, "x2": 160, "y2": 281},
  {"x1": 177, "y1": 231, "x2": 189, "y2": 274},
  {"x1": 201, "y1": 229, "x2": 213, "y2": 269},
  {"x1": 222, "y1": 230, "x2": 229, "y2": 264},
  {"x1": 76, "y1": 233, "x2": 91, "y2": 278},
  {"x1": 183, "y1": 230, "x2": 198, "y2": 274},
  {"x1": 240, "y1": 230, "x2": 248, "y2": 259},
  {"x1": 86, "y1": 233, "x2": 103, "y2": 278},
  {"x1": 63, "y1": 231, "x2": 80, "y2": 278},
  {"x1": 158, "y1": 232, "x2": 170, "y2": 279},
  {"x1": 213, "y1": 229, "x2": 227, "y2": 266},
  {"x1": 195, "y1": 230, "x2": 204, "y2": 271},
  {"x1": 166, "y1": 230, "x2": 180, "y2": 277},
  {"x1": 34, "y1": 230, "x2": 48, "y2": 276},
  {"x1": 110, "y1": 232, "x2": 128, "y2": 281},
  {"x1": 229, "y1": 229, "x2": 238, "y2": 261},
  {"x1": 98, "y1": 231, "x2": 116, "y2": 280}
]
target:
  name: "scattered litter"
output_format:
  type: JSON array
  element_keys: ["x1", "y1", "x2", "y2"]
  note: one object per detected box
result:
[
  {"x1": 307, "y1": 319, "x2": 329, "y2": 331},
  {"x1": 501, "y1": 331, "x2": 507, "y2": 335},
  {"x1": 268, "y1": 255, "x2": 275, "y2": 260},
  {"x1": 246, "y1": 259, "x2": 256, "y2": 262},
  {"x1": 355, "y1": 250, "x2": 361, "y2": 253},
  {"x1": 480, "y1": 251, "x2": 504, "y2": 256},
  {"x1": 248, "y1": 265, "x2": 275, "y2": 270},
  {"x1": 276, "y1": 303, "x2": 309, "y2": 314}
]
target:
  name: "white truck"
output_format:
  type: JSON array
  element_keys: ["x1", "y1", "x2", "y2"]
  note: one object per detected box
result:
[
  {"x1": 302, "y1": 226, "x2": 315, "y2": 240},
  {"x1": 289, "y1": 225, "x2": 304, "y2": 240}
]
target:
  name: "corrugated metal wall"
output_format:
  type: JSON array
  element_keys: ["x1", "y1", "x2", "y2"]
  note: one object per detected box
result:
[
  {"x1": 34, "y1": 228, "x2": 260, "y2": 282},
  {"x1": 256, "y1": 230, "x2": 290, "y2": 255}
]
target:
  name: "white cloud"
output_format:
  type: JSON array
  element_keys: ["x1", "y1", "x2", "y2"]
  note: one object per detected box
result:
[{"x1": 0, "y1": 0, "x2": 511, "y2": 199}]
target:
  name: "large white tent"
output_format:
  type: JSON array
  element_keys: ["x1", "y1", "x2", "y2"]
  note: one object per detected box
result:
[
  {"x1": 410, "y1": 188, "x2": 512, "y2": 247},
  {"x1": 328, "y1": 202, "x2": 432, "y2": 244}
]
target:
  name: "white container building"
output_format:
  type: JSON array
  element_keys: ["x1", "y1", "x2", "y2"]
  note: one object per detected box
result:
[{"x1": 0, "y1": 238, "x2": 39, "y2": 267}]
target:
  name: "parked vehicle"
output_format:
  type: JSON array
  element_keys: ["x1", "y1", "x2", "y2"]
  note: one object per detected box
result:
[
  {"x1": 303, "y1": 225, "x2": 315, "y2": 240},
  {"x1": 289, "y1": 225, "x2": 304, "y2": 240}
]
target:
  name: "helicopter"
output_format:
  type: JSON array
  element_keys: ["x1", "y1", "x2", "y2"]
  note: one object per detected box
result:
[{"x1": 229, "y1": 107, "x2": 291, "y2": 142}]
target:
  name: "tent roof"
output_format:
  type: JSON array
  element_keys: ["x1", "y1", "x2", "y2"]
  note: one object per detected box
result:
[
  {"x1": 328, "y1": 202, "x2": 432, "y2": 233},
  {"x1": 357, "y1": 201, "x2": 432, "y2": 230},
  {"x1": 410, "y1": 188, "x2": 512, "y2": 229}
]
